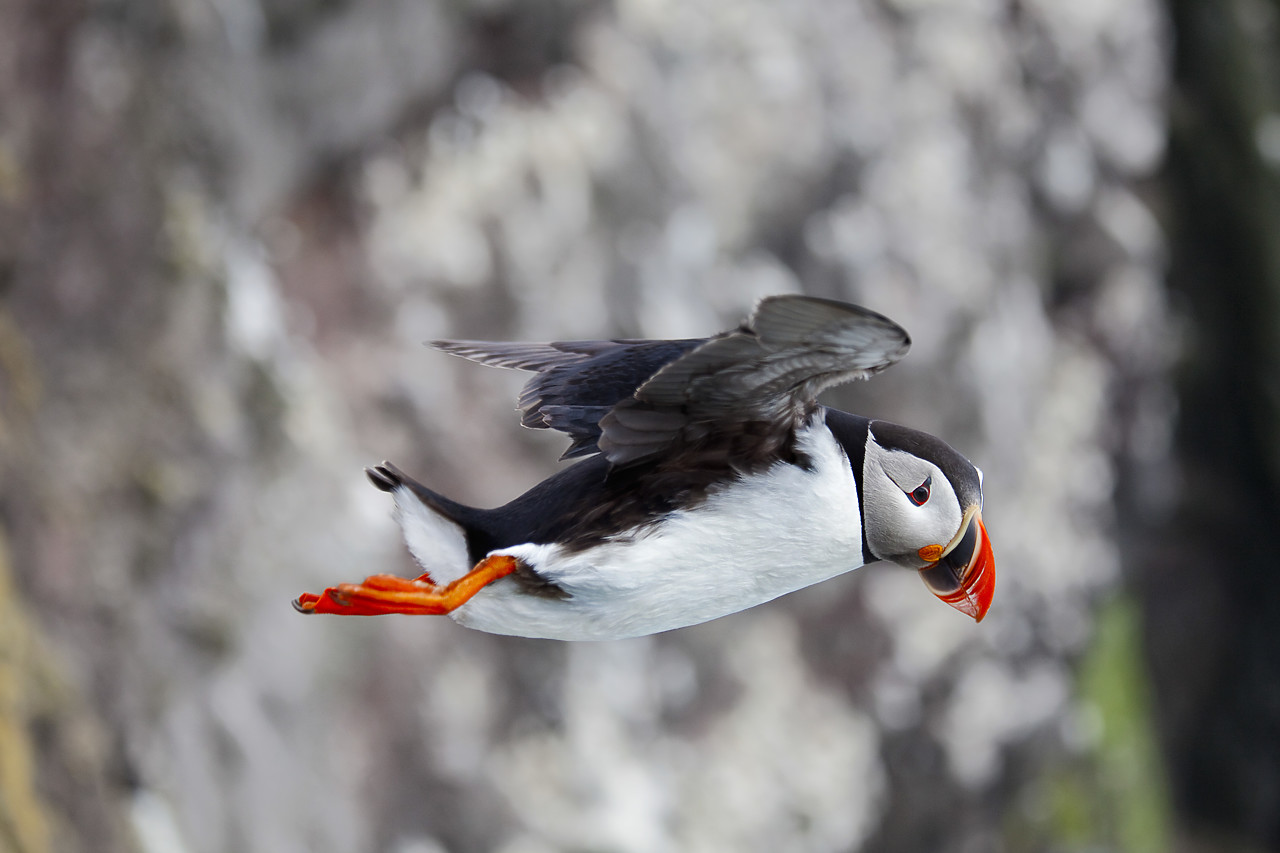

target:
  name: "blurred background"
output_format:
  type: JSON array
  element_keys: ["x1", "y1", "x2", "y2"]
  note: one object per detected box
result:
[{"x1": 2, "y1": 0, "x2": 1278, "y2": 851}]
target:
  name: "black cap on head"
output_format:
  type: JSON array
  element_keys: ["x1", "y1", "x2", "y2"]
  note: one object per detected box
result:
[{"x1": 868, "y1": 420, "x2": 983, "y2": 510}]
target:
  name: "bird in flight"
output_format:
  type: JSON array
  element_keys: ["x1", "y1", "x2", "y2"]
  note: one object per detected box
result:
[{"x1": 295, "y1": 295, "x2": 994, "y2": 639}]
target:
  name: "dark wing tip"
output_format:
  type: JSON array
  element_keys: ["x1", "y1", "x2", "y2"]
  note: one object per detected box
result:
[{"x1": 429, "y1": 339, "x2": 597, "y2": 373}]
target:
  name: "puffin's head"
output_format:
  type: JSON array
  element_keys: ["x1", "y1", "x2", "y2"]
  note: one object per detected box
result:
[{"x1": 861, "y1": 420, "x2": 995, "y2": 621}]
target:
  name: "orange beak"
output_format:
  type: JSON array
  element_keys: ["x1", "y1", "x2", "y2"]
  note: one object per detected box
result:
[{"x1": 918, "y1": 509, "x2": 995, "y2": 622}]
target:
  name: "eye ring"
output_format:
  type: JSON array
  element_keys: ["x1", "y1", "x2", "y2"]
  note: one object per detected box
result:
[{"x1": 907, "y1": 476, "x2": 932, "y2": 507}]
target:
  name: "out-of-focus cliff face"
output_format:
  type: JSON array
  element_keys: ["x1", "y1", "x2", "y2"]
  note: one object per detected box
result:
[{"x1": 0, "y1": 0, "x2": 1187, "y2": 851}]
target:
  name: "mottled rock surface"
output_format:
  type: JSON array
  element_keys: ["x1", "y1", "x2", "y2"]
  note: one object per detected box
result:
[{"x1": 0, "y1": 0, "x2": 1200, "y2": 852}]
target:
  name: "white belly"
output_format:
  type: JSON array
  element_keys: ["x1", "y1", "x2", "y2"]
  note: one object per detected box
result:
[{"x1": 452, "y1": 425, "x2": 866, "y2": 640}]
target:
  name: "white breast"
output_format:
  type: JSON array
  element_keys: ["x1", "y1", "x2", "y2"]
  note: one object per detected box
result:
[{"x1": 453, "y1": 422, "x2": 866, "y2": 640}]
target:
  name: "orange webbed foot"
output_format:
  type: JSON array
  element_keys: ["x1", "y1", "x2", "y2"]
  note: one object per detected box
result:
[{"x1": 294, "y1": 555, "x2": 519, "y2": 616}]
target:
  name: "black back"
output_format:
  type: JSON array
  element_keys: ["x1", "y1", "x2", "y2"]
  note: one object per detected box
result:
[
  {"x1": 453, "y1": 407, "x2": 876, "y2": 558},
  {"x1": 378, "y1": 407, "x2": 880, "y2": 595}
]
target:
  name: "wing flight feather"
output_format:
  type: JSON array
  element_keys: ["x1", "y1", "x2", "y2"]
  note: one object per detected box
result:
[{"x1": 433, "y1": 296, "x2": 910, "y2": 467}]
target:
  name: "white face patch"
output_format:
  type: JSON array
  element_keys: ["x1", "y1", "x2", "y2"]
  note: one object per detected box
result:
[{"x1": 862, "y1": 437, "x2": 964, "y2": 569}]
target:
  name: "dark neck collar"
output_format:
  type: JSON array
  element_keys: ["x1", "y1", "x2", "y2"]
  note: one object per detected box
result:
[{"x1": 821, "y1": 408, "x2": 875, "y2": 564}]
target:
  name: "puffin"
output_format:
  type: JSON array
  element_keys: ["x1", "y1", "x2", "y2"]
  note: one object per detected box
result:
[{"x1": 295, "y1": 295, "x2": 994, "y2": 639}]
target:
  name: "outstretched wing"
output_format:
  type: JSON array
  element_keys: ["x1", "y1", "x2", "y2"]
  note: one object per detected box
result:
[
  {"x1": 600, "y1": 296, "x2": 910, "y2": 464},
  {"x1": 434, "y1": 295, "x2": 910, "y2": 466},
  {"x1": 432, "y1": 337, "x2": 706, "y2": 460}
]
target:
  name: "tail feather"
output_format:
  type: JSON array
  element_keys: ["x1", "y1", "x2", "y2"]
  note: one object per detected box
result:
[
  {"x1": 366, "y1": 462, "x2": 479, "y2": 528},
  {"x1": 364, "y1": 463, "x2": 402, "y2": 493}
]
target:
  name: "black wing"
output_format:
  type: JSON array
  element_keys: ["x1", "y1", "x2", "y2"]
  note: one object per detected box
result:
[
  {"x1": 431, "y1": 337, "x2": 705, "y2": 460},
  {"x1": 433, "y1": 295, "x2": 910, "y2": 467}
]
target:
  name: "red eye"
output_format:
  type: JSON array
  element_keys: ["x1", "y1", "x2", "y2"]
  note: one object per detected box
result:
[{"x1": 907, "y1": 476, "x2": 932, "y2": 506}]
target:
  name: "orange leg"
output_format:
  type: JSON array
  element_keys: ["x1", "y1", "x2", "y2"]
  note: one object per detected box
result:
[{"x1": 293, "y1": 554, "x2": 519, "y2": 616}]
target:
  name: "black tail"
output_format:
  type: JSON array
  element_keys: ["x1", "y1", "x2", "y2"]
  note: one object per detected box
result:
[
  {"x1": 364, "y1": 462, "x2": 406, "y2": 493},
  {"x1": 365, "y1": 462, "x2": 480, "y2": 526},
  {"x1": 365, "y1": 462, "x2": 501, "y2": 563}
]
